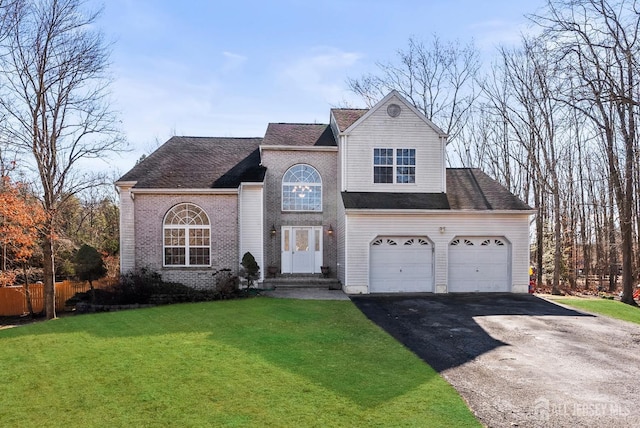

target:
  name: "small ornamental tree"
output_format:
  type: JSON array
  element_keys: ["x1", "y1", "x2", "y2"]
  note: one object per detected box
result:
[
  {"x1": 74, "y1": 244, "x2": 107, "y2": 302},
  {"x1": 240, "y1": 251, "x2": 260, "y2": 291},
  {"x1": 0, "y1": 176, "x2": 45, "y2": 315}
]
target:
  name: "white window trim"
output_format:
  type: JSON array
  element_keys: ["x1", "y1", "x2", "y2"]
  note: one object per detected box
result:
[
  {"x1": 372, "y1": 148, "x2": 416, "y2": 184},
  {"x1": 281, "y1": 164, "x2": 323, "y2": 212},
  {"x1": 162, "y1": 203, "x2": 211, "y2": 267}
]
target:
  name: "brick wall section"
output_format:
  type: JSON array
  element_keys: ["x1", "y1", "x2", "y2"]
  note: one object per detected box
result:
[
  {"x1": 133, "y1": 193, "x2": 239, "y2": 289},
  {"x1": 261, "y1": 149, "x2": 338, "y2": 275}
]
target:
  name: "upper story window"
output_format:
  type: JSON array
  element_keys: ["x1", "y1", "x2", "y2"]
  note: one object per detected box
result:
[
  {"x1": 374, "y1": 148, "x2": 416, "y2": 184},
  {"x1": 282, "y1": 164, "x2": 322, "y2": 211},
  {"x1": 163, "y1": 203, "x2": 210, "y2": 267}
]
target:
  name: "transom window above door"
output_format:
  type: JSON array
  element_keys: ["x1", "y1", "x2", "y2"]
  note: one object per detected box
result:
[
  {"x1": 373, "y1": 148, "x2": 416, "y2": 184},
  {"x1": 282, "y1": 164, "x2": 322, "y2": 211}
]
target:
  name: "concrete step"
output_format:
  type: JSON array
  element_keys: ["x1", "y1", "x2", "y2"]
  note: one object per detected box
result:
[{"x1": 261, "y1": 276, "x2": 342, "y2": 290}]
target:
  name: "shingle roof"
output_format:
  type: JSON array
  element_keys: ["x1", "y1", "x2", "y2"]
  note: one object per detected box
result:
[
  {"x1": 262, "y1": 123, "x2": 336, "y2": 146},
  {"x1": 342, "y1": 169, "x2": 532, "y2": 211},
  {"x1": 117, "y1": 136, "x2": 265, "y2": 189},
  {"x1": 342, "y1": 192, "x2": 450, "y2": 210},
  {"x1": 446, "y1": 168, "x2": 532, "y2": 210},
  {"x1": 331, "y1": 109, "x2": 368, "y2": 132}
]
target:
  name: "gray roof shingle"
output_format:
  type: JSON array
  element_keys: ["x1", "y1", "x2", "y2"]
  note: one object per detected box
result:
[
  {"x1": 262, "y1": 123, "x2": 336, "y2": 146},
  {"x1": 331, "y1": 109, "x2": 368, "y2": 132},
  {"x1": 117, "y1": 136, "x2": 265, "y2": 189},
  {"x1": 342, "y1": 169, "x2": 532, "y2": 211},
  {"x1": 342, "y1": 192, "x2": 450, "y2": 210},
  {"x1": 446, "y1": 168, "x2": 532, "y2": 210}
]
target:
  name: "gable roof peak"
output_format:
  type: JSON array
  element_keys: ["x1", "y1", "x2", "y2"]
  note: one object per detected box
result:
[{"x1": 338, "y1": 91, "x2": 448, "y2": 137}]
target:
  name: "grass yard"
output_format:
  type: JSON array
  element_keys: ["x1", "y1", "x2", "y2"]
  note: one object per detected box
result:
[
  {"x1": 552, "y1": 297, "x2": 640, "y2": 325},
  {"x1": 0, "y1": 298, "x2": 479, "y2": 427}
]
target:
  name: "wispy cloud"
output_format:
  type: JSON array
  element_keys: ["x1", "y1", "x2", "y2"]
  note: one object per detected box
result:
[
  {"x1": 279, "y1": 47, "x2": 363, "y2": 102},
  {"x1": 470, "y1": 19, "x2": 538, "y2": 50},
  {"x1": 221, "y1": 51, "x2": 248, "y2": 72}
]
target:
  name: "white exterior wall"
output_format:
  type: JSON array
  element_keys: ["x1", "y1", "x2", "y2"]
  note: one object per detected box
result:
[
  {"x1": 343, "y1": 212, "x2": 531, "y2": 294},
  {"x1": 116, "y1": 182, "x2": 136, "y2": 274},
  {"x1": 336, "y1": 134, "x2": 346, "y2": 283},
  {"x1": 239, "y1": 183, "x2": 264, "y2": 280},
  {"x1": 342, "y1": 94, "x2": 445, "y2": 193},
  {"x1": 336, "y1": 195, "x2": 346, "y2": 284}
]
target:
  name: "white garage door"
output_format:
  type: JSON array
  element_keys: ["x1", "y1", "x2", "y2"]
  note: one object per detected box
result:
[
  {"x1": 448, "y1": 237, "x2": 510, "y2": 292},
  {"x1": 370, "y1": 237, "x2": 434, "y2": 293}
]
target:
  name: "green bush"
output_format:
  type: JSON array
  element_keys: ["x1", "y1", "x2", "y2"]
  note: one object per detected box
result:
[
  {"x1": 74, "y1": 244, "x2": 107, "y2": 284},
  {"x1": 240, "y1": 252, "x2": 260, "y2": 291},
  {"x1": 66, "y1": 268, "x2": 244, "y2": 309},
  {"x1": 212, "y1": 269, "x2": 240, "y2": 299}
]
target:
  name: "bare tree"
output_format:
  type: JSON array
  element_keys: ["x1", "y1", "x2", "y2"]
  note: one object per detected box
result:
[
  {"x1": 531, "y1": 0, "x2": 640, "y2": 305},
  {"x1": 347, "y1": 35, "x2": 480, "y2": 146},
  {"x1": 481, "y1": 37, "x2": 569, "y2": 293},
  {"x1": 0, "y1": 0, "x2": 123, "y2": 318}
]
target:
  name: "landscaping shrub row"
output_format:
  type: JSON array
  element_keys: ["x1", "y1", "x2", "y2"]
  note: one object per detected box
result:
[{"x1": 66, "y1": 268, "x2": 243, "y2": 310}]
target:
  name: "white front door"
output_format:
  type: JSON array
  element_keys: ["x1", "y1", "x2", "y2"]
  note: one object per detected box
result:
[{"x1": 281, "y1": 226, "x2": 322, "y2": 273}]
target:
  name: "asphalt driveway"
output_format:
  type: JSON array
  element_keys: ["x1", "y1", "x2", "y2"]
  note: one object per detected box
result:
[{"x1": 351, "y1": 293, "x2": 640, "y2": 428}]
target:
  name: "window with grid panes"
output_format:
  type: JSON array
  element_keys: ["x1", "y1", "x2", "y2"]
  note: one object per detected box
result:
[
  {"x1": 163, "y1": 203, "x2": 210, "y2": 266},
  {"x1": 373, "y1": 148, "x2": 415, "y2": 184},
  {"x1": 282, "y1": 164, "x2": 322, "y2": 211}
]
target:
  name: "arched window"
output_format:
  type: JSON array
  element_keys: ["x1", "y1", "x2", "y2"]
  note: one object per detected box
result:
[
  {"x1": 282, "y1": 164, "x2": 322, "y2": 211},
  {"x1": 163, "y1": 203, "x2": 210, "y2": 266}
]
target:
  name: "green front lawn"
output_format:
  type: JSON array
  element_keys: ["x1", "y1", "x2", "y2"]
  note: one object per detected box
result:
[
  {"x1": 552, "y1": 297, "x2": 640, "y2": 325},
  {"x1": 0, "y1": 298, "x2": 479, "y2": 427}
]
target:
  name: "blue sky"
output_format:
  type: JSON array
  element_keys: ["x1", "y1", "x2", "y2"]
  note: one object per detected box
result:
[{"x1": 93, "y1": 0, "x2": 545, "y2": 175}]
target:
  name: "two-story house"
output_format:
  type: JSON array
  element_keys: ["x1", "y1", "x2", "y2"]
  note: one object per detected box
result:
[{"x1": 116, "y1": 91, "x2": 534, "y2": 293}]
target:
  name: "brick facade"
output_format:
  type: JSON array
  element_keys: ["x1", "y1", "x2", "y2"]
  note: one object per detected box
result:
[
  {"x1": 261, "y1": 148, "x2": 338, "y2": 276},
  {"x1": 133, "y1": 193, "x2": 239, "y2": 289}
]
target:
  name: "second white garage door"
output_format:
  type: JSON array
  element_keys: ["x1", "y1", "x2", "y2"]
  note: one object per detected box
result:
[
  {"x1": 370, "y1": 237, "x2": 434, "y2": 293},
  {"x1": 448, "y1": 237, "x2": 510, "y2": 292}
]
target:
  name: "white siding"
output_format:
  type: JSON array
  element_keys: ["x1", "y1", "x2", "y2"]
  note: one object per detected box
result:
[
  {"x1": 117, "y1": 182, "x2": 136, "y2": 274},
  {"x1": 337, "y1": 194, "x2": 346, "y2": 286},
  {"x1": 343, "y1": 212, "x2": 531, "y2": 294},
  {"x1": 239, "y1": 184, "x2": 264, "y2": 280},
  {"x1": 343, "y1": 94, "x2": 445, "y2": 193}
]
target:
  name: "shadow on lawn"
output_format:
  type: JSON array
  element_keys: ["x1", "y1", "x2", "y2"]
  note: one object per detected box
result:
[
  {"x1": 0, "y1": 298, "x2": 434, "y2": 408},
  {"x1": 351, "y1": 293, "x2": 593, "y2": 372}
]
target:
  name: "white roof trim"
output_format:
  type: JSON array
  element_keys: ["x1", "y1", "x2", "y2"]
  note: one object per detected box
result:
[
  {"x1": 239, "y1": 182, "x2": 264, "y2": 188},
  {"x1": 115, "y1": 181, "x2": 137, "y2": 189},
  {"x1": 342, "y1": 90, "x2": 448, "y2": 137},
  {"x1": 130, "y1": 188, "x2": 238, "y2": 195},
  {"x1": 260, "y1": 145, "x2": 338, "y2": 152},
  {"x1": 345, "y1": 209, "x2": 536, "y2": 215}
]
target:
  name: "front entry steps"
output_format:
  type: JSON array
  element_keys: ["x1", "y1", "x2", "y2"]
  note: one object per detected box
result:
[{"x1": 261, "y1": 275, "x2": 342, "y2": 290}]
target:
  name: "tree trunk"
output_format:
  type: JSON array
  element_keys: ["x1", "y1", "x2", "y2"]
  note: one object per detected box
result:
[
  {"x1": 608, "y1": 185, "x2": 618, "y2": 293},
  {"x1": 22, "y1": 263, "x2": 33, "y2": 317},
  {"x1": 42, "y1": 232, "x2": 56, "y2": 319},
  {"x1": 535, "y1": 187, "x2": 544, "y2": 289},
  {"x1": 552, "y1": 181, "x2": 562, "y2": 295},
  {"x1": 620, "y1": 215, "x2": 636, "y2": 304}
]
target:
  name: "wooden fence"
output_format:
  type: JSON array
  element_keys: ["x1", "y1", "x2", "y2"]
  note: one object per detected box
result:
[{"x1": 0, "y1": 279, "x2": 116, "y2": 316}]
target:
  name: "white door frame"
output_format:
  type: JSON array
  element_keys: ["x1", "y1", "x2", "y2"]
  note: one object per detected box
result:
[{"x1": 281, "y1": 226, "x2": 323, "y2": 274}]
